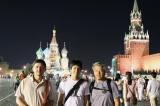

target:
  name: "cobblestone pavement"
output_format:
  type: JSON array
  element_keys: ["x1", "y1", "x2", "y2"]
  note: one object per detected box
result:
[
  {"x1": 0, "y1": 78, "x2": 150, "y2": 106},
  {"x1": 137, "y1": 101, "x2": 150, "y2": 106},
  {"x1": 0, "y1": 78, "x2": 16, "y2": 106}
]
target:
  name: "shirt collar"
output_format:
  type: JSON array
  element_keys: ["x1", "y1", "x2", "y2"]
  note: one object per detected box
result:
[{"x1": 30, "y1": 75, "x2": 45, "y2": 83}]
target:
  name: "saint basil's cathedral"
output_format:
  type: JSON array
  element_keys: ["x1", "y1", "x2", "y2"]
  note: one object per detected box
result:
[
  {"x1": 113, "y1": 0, "x2": 160, "y2": 74},
  {"x1": 36, "y1": 28, "x2": 69, "y2": 75}
]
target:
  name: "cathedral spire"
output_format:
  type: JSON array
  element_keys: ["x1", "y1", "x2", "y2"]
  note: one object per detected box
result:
[
  {"x1": 61, "y1": 42, "x2": 68, "y2": 58},
  {"x1": 50, "y1": 26, "x2": 58, "y2": 46},
  {"x1": 40, "y1": 41, "x2": 42, "y2": 48},
  {"x1": 53, "y1": 25, "x2": 56, "y2": 37},
  {"x1": 64, "y1": 42, "x2": 66, "y2": 48},
  {"x1": 47, "y1": 42, "x2": 49, "y2": 48},
  {"x1": 36, "y1": 41, "x2": 44, "y2": 59},
  {"x1": 43, "y1": 42, "x2": 50, "y2": 58}
]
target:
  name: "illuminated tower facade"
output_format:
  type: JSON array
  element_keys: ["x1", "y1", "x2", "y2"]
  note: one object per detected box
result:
[
  {"x1": 114, "y1": 0, "x2": 150, "y2": 74},
  {"x1": 124, "y1": 0, "x2": 149, "y2": 71},
  {"x1": 49, "y1": 28, "x2": 61, "y2": 70}
]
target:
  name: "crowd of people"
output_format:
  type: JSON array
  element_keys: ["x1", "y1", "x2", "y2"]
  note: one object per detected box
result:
[{"x1": 14, "y1": 59, "x2": 160, "y2": 106}]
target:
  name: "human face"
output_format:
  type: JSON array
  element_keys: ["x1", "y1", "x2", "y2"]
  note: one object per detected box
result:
[
  {"x1": 71, "y1": 65, "x2": 81, "y2": 76},
  {"x1": 32, "y1": 63, "x2": 46, "y2": 77},
  {"x1": 93, "y1": 65, "x2": 105, "y2": 80}
]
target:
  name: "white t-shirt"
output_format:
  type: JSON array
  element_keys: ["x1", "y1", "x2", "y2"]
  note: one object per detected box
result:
[
  {"x1": 58, "y1": 78, "x2": 90, "y2": 106},
  {"x1": 137, "y1": 77, "x2": 145, "y2": 88},
  {"x1": 147, "y1": 78, "x2": 160, "y2": 97}
]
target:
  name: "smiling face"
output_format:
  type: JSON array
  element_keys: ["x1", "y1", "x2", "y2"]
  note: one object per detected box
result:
[
  {"x1": 92, "y1": 62, "x2": 106, "y2": 81},
  {"x1": 93, "y1": 65, "x2": 105, "y2": 80},
  {"x1": 33, "y1": 63, "x2": 46, "y2": 77},
  {"x1": 70, "y1": 65, "x2": 81, "y2": 77},
  {"x1": 69, "y1": 59, "x2": 82, "y2": 79}
]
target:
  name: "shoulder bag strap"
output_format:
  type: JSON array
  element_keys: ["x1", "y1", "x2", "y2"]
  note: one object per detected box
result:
[
  {"x1": 42, "y1": 80, "x2": 49, "y2": 104},
  {"x1": 64, "y1": 79, "x2": 84, "y2": 104},
  {"x1": 127, "y1": 84, "x2": 135, "y2": 97}
]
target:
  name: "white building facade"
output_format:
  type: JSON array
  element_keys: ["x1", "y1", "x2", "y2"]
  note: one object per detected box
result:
[{"x1": 36, "y1": 28, "x2": 69, "y2": 75}]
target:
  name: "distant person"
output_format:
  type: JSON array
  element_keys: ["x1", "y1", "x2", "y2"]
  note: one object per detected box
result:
[
  {"x1": 147, "y1": 72, "x2": 160, "y2": 106},
  {"x1": 144, "y1": 76, "x2": 149, "y2": 100},
  {"x1": 123, "y1": 72, "x2": 137, "y2": 106},
  {"x1": 14, "y1": 74, "x2": 20, "y2": 92},
  {"x1": 115, "y1": 73, "x2": 123, "y2": 105},
  {"x1": 19, "y1": 70, "x2": 26, "y2": 81},
  {"x1": 57, "y1": 59, "x2": 90, "y2": 106},
  {"x1": 90, "y1": 62, "x2": 120, "y2": 106},
  {"x1": 144, "y1": 76, "x2": 149, "y2": 90},
  {"x1": 15, "y1": 59, "x2": 54, "y2": 106},
  {"x1": 137, "y1": 74, "x2": 145, "y2": 101}
]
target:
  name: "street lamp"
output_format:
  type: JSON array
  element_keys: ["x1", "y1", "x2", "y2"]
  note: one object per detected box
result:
[
  {"x1": 23, "y1": 65, "x2": 26, "y2": 69},
  {"x1": 107, "y1": 66, "x2": 111, "y2": 70}
]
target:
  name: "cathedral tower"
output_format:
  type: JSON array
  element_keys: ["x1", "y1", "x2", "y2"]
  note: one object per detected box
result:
[
  {"x1": 61, "y1": 42, "x2": 69, "y2": 71},
  {"x1": 36, "y1": 42, "x2": 44, "y2": 59},
  {"x1": 49, "y1": 27, "x2": 61, "y2": 70}
]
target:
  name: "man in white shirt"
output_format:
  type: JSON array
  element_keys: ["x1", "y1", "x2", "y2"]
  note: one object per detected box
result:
[
  {"x1": 147, "y1": 72, "x2": 160, "y2": 106},
  {"x1": 137, "y1": 75, "x2": 145, "y2": 101},
  {"x1": 57, "y1": 59, "x2": 90, "y2": 106},
  {"x1": 15, "y1": 59, "x2": 54, "y2": 106}
]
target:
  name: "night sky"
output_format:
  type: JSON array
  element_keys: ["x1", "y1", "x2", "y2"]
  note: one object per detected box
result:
[{"x1": 0, "y1": 0, "x2": 160, "y2": 70}]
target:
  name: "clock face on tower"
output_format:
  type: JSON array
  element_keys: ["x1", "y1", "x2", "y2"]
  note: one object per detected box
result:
[{"x1": 135, "y1": 25, "x2": 141, "y2": 32}]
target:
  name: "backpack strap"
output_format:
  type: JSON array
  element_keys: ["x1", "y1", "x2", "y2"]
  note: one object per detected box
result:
[
  {"x1": 106, "y1": 78, "x2": 114, "y2": 103},
  {"x1": 89, "y1": 78, "x2": 112, "y2": 95},
  {"x1": 64, "y1": 79, "x2": 85, "y2": 104},
  {"x1": 89, "y1": 80, "x2": 95, "y2": 95},
  {"x1": 106, "y1": 78, "x2": 112, "y2": 95}
]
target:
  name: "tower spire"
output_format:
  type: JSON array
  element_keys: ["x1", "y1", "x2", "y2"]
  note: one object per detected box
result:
[
  {"x1": 64, "y1": 42, "x2": 66, "y2": 47},
  {"x1": 47, "y1": 42, "x2": 48, "y2": 48},
  {"x1": 36, "y1": 41, "x2": 44, "y2": 59},
  {"x1": 133, "y1": 0, "x2": 139, "y2": 12},
  {"x1": 50, "y1": 25, "x2": 58, "y2": 45},
  {"x1": 130, "y1": 0, "x2": 142, "y2": 31},
  {"x1": 40, "y1": 41, "x2": 42, "y2": 48},
  {"x1": 53, "y1": 25, "x2": 56, "y2": 37},
  {"x1": 61, "y1": 42, "x2": 68, "y2": 58}
]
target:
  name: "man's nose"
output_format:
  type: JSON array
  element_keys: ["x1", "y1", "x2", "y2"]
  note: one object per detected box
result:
[{"x1": 37, "y1": 67, "x2": 41, "y2": 71}]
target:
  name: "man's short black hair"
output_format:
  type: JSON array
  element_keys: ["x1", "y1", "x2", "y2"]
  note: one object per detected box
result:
[
  {"x1": 70, "y1": 59, "x2": 82, "y2": 70},
  {"x1": 115, "y1": 73, "x2": 121, "y2": 81},
  {"x1": 151, "y1": 71, "x2": 157, "y2": 78},
  {"x1": 32, "y1": 59, "x2": 46, "y2": 68}
]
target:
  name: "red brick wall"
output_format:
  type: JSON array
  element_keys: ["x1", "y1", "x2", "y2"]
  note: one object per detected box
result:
[
  {"x1": 141, "y1": 53, "x2": 160, "y2": 72},
  {"x1": 116, "y1": 55, "x2": 131, "y2": 74}
]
